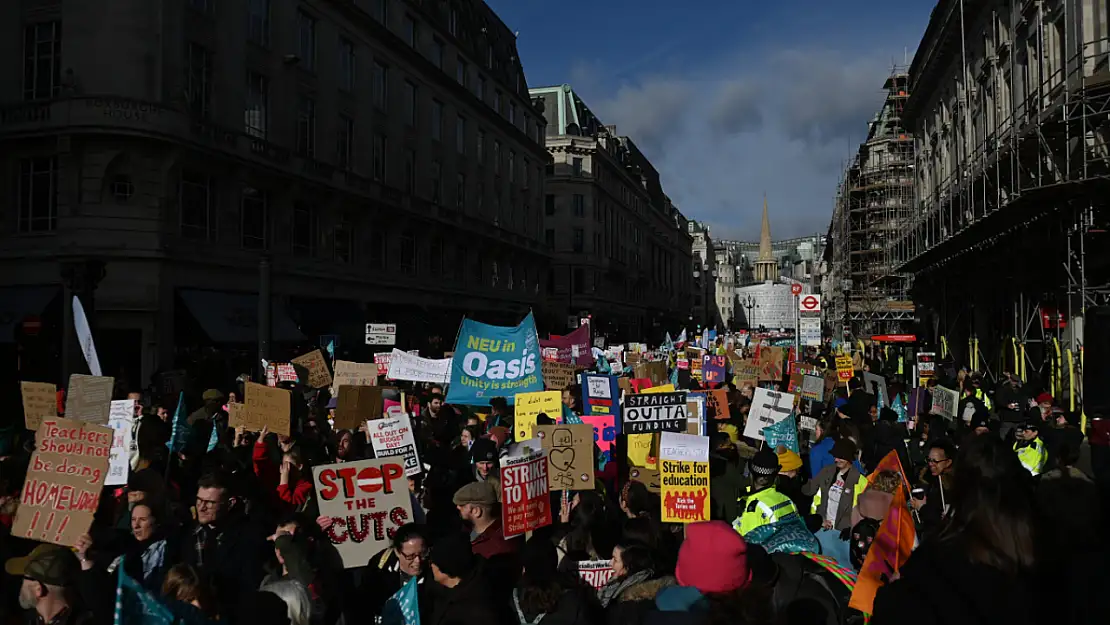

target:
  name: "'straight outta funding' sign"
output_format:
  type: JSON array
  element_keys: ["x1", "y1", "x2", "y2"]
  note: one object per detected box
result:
[{"x1": 623, "y1": 392, "x2": 688, "y2": 434}]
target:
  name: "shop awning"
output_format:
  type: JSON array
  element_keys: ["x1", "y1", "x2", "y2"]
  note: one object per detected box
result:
[
  {"x1": 179, "y1": 289, "x2": 305, "y2": 344},
  {"x1": 0, "y1": 286, "x2": 59, "y2": 342}
]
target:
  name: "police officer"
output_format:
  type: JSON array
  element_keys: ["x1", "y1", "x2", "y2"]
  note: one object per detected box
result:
[
  {"x1": 1014, "y1": 420, "x2": 1047, "y2": 476},
  {"x1": 733, "y1": 448, "x2": 800, "y2": 535}
]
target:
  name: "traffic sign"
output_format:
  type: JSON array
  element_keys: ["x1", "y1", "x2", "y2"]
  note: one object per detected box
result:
[
  {"x1": 799, "y1": 295, "x2": 821, "y2": 313},
  {"x1": 365, "y1": 323, "x2": 397, "y2": 346},
  {"x1": 791, "y1": 283, "x2": 803, "y2": 296},
  {"x1": 799, "y1": 318, "x2": 821, "y2": 347}
]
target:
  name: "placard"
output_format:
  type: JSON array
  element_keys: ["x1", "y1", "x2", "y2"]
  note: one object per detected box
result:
[
  {"x1": 629, "y1": 466, "x2": 660, "y2": 492},
  {"x1": 106, "y1": 400, "x2": 135, "y2": 487},
  {"x1": 385, "y1": 349, "x2": 452, "y2": 384},
  {"x1": 835, "y1": 355, "x2": 854, "y2": 382},
  {"x1": 578, "y1": 561, "x2": 615, "y2": 591},
  {"x1": 800, "y1": 375, "x2": 825, "y2": 401},
  {"x1": 542, "y1": 360, "x2": 576, "y2": 391},
  {"x1": 13, "y1": 418, "x2": 112, "y2": 547},
  {"x1": 331, "y1": 360, "x2": 378, "y2": 394},
  {"x1": 335, "y1": 385, "x2": 385, "y2": 431},
  {"x1": 743, "y1": 388, "x2": 796, "y2": 441},
  {"x1": 314, "y1": 458, "x2": 413, "y2": 568},
  {"x1": 292, "y1": 349, "x2": 333, "y2": 389},
  {"x1": 706, "y1": 388, "x2": 730, "y2": 420},
  {"x1": 581, "y1": 414, "x2": 616, "y2": 468},
  {"x1": 623, "y1": 392, "x2": 688, "y2": 434},
  {"x1": 20, "y1": 381, "x2": 57, "y2": 431},
  {"x1": 514, "y1": 390, "x2": 562, "y2": 441},
  {"x1": 863, "y1": 372, "x2": 888, "y2": 406},
  {"x1": 930, "y1": 386, "x2": 959, "y2": 419},
  {"x1": 757, "y1": 347, "x2": 784, "y2": 381},
  {"x1": 64, "y1": 374, "x2": 114, "y2": 425},
  {"x1": 500, "y1": 448, "x2": 551, "y2": 538},
  {"x1": 701, "y1": 355, "x2": 727, "y2": 384},
  {"x1": 535, "y1": 424, "x2": 594, "y2": 490},
  {"x1": 244, "y1": 381, "x2": 291, "y2": 436},
  {"x1": 367, "y1": 415, "x2": 421, "y2": 477},
  {"x1": 659, "y1": 432, "x2": 710, "y2": 523}
]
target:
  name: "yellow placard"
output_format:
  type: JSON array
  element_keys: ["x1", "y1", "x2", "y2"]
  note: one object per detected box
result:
[
  {"x1": 627, "y1": 434, "x2": 655, "y2": 469},
  {"x1": 660, "y1": 459, "x2": 710, "y2": 523},
  {"x1": 643, "y1": 384, "x2": 675, "y2": 393},
  {"x1": 514, "y1": 390, "x2": 561, "y2": 441}
]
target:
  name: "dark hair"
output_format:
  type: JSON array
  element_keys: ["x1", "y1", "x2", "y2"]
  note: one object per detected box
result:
[
  {"x1": 162, "y1": 564, "x2": 217, "y2": 617},
  {"x1": 196, "y1": 472, "x2": 229, "y2": 494},
  {"x1": 391, "y1": 523, "x2": 428, "y2": 550},
  {"x1": 562, "y1": 491, "x2": 617, "y2": 558},
  {"x1": 939, "y1": 436, "x2": 1035, "y2": 573},
  {"x1": 622, "y1": 481, "x2": 659, "y2": 519},
  {"x1": 428, "y1": 393, "x2": 445, "y2": 403},
  {"x1": 613, "y1": 542, "x2": 653, "y2": 578},
  {"x1": 516, "y1": 538, "x2": 562, "y2": 618},
  {"x1": 620, "y1": 516, "x2": 661, "y2": 551},
  {"x1": 927, "y1": 438, "x2": 957, "y2": 462}
]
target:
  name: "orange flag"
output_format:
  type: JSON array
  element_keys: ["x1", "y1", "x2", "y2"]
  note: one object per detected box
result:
[
  {"x1": 867, "y1": 449, "x2": 912, "y2": 497},
  {"x1": 848, "y1": 478, "x2": 916, "y2": 614}
]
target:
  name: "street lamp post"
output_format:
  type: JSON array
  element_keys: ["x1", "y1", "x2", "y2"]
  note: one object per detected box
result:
[{"x1": 742, "y1": 294, "x2": 756, "y2": 331}]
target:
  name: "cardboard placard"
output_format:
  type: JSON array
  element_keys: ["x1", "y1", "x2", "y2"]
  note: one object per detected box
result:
[
  {"x1": 542, "y1": 360, "x2": 577, "y2": 391},
  {"x1": 314, "y1": 458, "x2": 413, "y2": 568},
  {"x1": 536, "y1": 424, "x2": 595, "y2": 491},
  {"x1": 514, "y1": 390, "x2": 562, "y2": 441},
  {"x1": 331, "y1": 360, "x2": 378, "y2": 394},
  {"x1": 500, "y1": 448, "x2": 552, "y2": 538},
  {"x1": 801, "y1": 375, "x2": 825, "y2": 402},
  {"x1": 106, "y1": 400, "x2": 135, "y2": 487},
  {"x1": 757, "y1": 347, "x2": 783, "y2": 381},
  {"x1": 334, "y1": 385, "x2": 385, "y2": 431},
  {"x1": 20, "y1": 381, "x2": 57, "y2": 431},
  {"x1": 13, "y1": 418, "x2": 112, "y2": 547},
  {"x1": 292, "y1": 349, "x2": 333, "y2": 389},
  {"x1": 706, "y1": 388, "x2": 730, "y2": 420},
  {"x1": 629, "y1": 466, "x2": 660, "y2": 493},
  {"x1": 624, "y1": 392, "x2": 688, "y2": 434},
  {"x1": 633, "y1": 361, "x2": 668, "y2": 387},
  {"x1": 64, "y1": 374, "x2": 114, "y2": 425},
  {"x1": 243, "y1": 381, "x2": 291, "y2": 436}
]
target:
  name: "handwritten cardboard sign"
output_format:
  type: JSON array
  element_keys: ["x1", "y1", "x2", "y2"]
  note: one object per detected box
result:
[
  {"x1": 13, "y1": 418, "x2": 112, "y2": 547},
  {"x1": 243, "y1": 381, "x2": 291, "y2": 436},
  {"x1": 514, "y1": 390, "x2": 561, "y2": 441},
  {"x1": 542, "y1": 360, "x2": 576, "y2": 391},
  {"x1": 292, "y1": 349, "x2": 333, "y2": 389},
  {"x1": 334, "y1": 385, "x2": 386, "y2": 430},
  {"x1": 536, "y1": 424, "x2": 594, "y2": 491},
  {"x1": 706, "y1": 388, "x2": 730, "y2": 420},
  {"x1": 64, "y1": 374, "x2": 114, "y2": 425},
  {"x1": 20, "y1": 381, "x2": 57, "y2": 431},
  {"x1": 313, "y1": 458, "x2": 413, "y2": 568},
  {"x1": 757, "y1": 347, "x2": 784, "y2": 381},
  {"x1": 629, "y1": 466, "x2": 660, "y2": 493},
  {"x1": 331, "y1": 360, "x2": 378, "y2": 394}
]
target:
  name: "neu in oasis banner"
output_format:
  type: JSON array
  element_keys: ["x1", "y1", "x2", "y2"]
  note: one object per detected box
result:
[{"x1": 446, "y1": 312, "x2": 544, "y2": 405}]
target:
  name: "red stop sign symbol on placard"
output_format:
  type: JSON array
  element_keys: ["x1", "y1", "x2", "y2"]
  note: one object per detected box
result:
[
  {"x1": 791, "y1": 283, "x2": 803, "y2": 296},
  {"x1": 801, "y1": 295, "x2": 820, "y2": 311}
]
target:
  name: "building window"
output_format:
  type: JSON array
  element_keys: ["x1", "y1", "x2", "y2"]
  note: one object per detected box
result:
[
  {"x1": 477, "y1": 182, "x2": 484, "y2": 212},
  {"x1": 23, "y1": 22, "x2": 62, "y2": 100},
  {"x1": 248, "y1": 0, "x2": 269, "y2": 46},
  {"x1": 404, "y1": 149, "x2": 416, "y2": 193},
  {"x1": 338, "y1": 37, "x2": 355, "y2": 91},
  {"x1": 449, "y1": 7, "x2": 459, "y2": 36},
  {"x1": 456, "y1": 246, "x2": 468, "y2": 283},
  {"x1": 510, "y1": 103, "x2": 517, "y2": 126},
  {"x1": 456, "y1": 116, "x2": 466, "y2": 154},
  {"x1": 429, "y1": 238, "x2": 443, "y2": 276},
  {"x1": 431, "y1": 99, "x2": 442, "y2": 141},
  {"x1": 16, "y1": 157, "x2": 57, "y2": 233},
  {"x1": 291, "y1": 202, "x2": 317, "y2": 257},
  {"x1": 456, "y1": 58, "x2": 468, "y2": 86},
  {"x1": 545, "y1": 229, "x2": 554, "y2": 248},
  {"x1": 369, "y1": 229, "x2": 387, "y2": 270},
  {"x1": 573, "y1": 228, "x2": 584, "y2": 252},
  {"x1": 240, "y1": 187, "x2": 268, "y2": 250},
  {"x1": 508, "y1": 151, "x2": 516, "y2": 182},
  {"x1": 336, "y1": 115, "x2": 353, "y2": 169},
  {"x1": 522, "y1": 159, "x2": 530, "y2": 187},
  {"x1": 189, "y1": 0, "x2": 214, "y2": 13},
  {"x1": 373, "y1": 0, "x2": 389, "y2": 23},
  {"x1": 477, "y1": 129, "x2": 485, "y2": 162},
  {"x1": 477, "y1": 76, "x2": 486, "y2": 101},
  {"x1": 372, "y1": 133, "x2": 386, "y2": 181},
  {"x1": 456, "y1": 173, "x2": 466, "y2": 209},
  {"x1": 431, "y1": 160, "x2": 442, "y2": 203},
  {"x1": 185, "y1": 43, "x2": 212, "y2": 118},
  {"x1": 334, "y1": 216, "x2": 353, "y2": 264},
  {"x1": 403, "y1": 15, "x2": 416, "y2": 47},
  {"x1": 431, "y1": 38, "x2": 444, "y2": 68},
  {"x1": 572, "y1": 157, "x2": 583, "y2": 176},
  {"x1": 573, "y1": 268, "x2": 584, "y2": 294},
  {"x1": 404, "y1": 80, "x2": 417, "y2": 126},
  {"x1": 244, "y1": 72, "x2": 268, "y2": 138},
  {"x1": 179, "y1": 170, "x2": 214, "y2": 240},
  {"x1": 494, "y1": 91, "x2": 502, "y2": 115},
  {"x1": 297, "y1": 10, "x2": 316, "y2": 70},
  {"x1": 399, "y1": 233, "x2": 416, "y2": 272},
  {"x1": 573, "y1": 194, "x2": 584, "y2": 217},
  {"x1": 493, "y1": 141, "x2": 501, "y2": 173},
  {"x1": 373, "y1": 61, "x2": 388, "y2": 109},
  {"x1": 296, "y1": 96, "x2": 316, "y2": 157}
]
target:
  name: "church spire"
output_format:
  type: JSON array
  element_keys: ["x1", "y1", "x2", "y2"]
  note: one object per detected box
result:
[{"x1": 754, "y1": 193, "x2": 778, "y2": 282}]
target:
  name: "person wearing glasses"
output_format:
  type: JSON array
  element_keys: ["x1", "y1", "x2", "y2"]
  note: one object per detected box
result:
[
  {"x1": 911, "y1": 438, "x2": 957, "y2": 533},
  {"x1": 361, "y1": 524, "x2": 429, "y2": 622}
]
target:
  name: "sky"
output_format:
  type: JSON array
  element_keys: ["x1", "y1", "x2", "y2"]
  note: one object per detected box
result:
[{"x1": 486, "y1": 0, "x2": 936, "y2": 241}]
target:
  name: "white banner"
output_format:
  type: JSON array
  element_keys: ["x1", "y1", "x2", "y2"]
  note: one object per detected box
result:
[
  {"x1": 72, "y1": 296, "x2": 102, "y2": 376},
  {"x1": 106, "y1": 400, "x2": 135, "y2": 486},
  {"x1": 385, "y1": 348, "x2": 451, "y2": 384},
  {"x1": 368, "y1": 415, "x2": 422, "y2": 477}
]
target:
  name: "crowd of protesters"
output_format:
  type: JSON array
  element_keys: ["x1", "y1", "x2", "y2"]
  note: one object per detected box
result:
[{"x1": 0, "y1": 338, "x2": 1106, "y2": 625}]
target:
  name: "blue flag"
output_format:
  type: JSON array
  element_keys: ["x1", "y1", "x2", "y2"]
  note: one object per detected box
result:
[
  {"x1": 326, "y1": 339, "x2": 335, "y2": 358},
  {"x1": 761, "y1": 413, "x2": 799, "y2": 454},
  {"x1": 207, "y1": 421, "x2": 219, "y2": 452},
  {"x1": 669, "y1": 365, "x2": 679, "y2": 387},
  {"x1": 115, "y1": 567, "x2": 173, "y2": 625},
  {"x1": 446, "y1": 312, "x2": 544, "y2": 405},
  {"x1": 166, "y1": 392, "x2": 188, "y2": 453},
  {"x1": 381, "y1": 576, "x2": 421, "y2": 625}
]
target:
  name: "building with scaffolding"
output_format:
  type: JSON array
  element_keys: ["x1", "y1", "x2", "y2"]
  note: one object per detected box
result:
[
  {"x1": 893, "y1": 0, "x2": 1110, "y2": 412},
  {"x1": 825, "y1": 68, "x2": 916, "y2": 340}
]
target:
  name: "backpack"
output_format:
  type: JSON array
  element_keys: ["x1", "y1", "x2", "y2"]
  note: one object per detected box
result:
[{"x1": 769, "y1": 553, "x2": 866, "y2": 625}]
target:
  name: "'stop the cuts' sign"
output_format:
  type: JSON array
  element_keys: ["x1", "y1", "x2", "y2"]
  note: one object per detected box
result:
[{"x1": 623, "y1": 392, "x2": 688, "y2": 434}]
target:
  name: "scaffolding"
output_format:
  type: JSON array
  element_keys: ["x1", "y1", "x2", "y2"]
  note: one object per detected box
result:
[
  {"x1": 829, "y1": 67, "x2": 916, "y2": 337},
  {"x1": 893, "y1": 0, "x2": 1110, "y2": 408}
]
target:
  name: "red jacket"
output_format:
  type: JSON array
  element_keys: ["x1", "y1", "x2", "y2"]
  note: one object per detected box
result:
[
  {"x1": 471, "y1": 518, "x2": 521, "y2": 559},
  {"x1": 253, "y1": 441, "x2": 312, "y2": 512}
]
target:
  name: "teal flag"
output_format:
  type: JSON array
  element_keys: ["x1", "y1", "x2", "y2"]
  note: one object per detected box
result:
[
  {"x1": 381, "y1": 575, "x2": 421, "y2": 625},
  {"x1": 761, "y1": 413, "x2": 799, "y2": 454},
  {"x1": 206, "y1": 421, "x2": 219, "y2": 452},
  {"x1": 166, "y1": 392, "x2": 188, "y2": 453}
]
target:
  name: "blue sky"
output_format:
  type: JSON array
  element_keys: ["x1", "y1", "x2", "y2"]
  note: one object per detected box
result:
[{"x1": 487, "y1": 0, "x2": 936, "y2": 240}]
